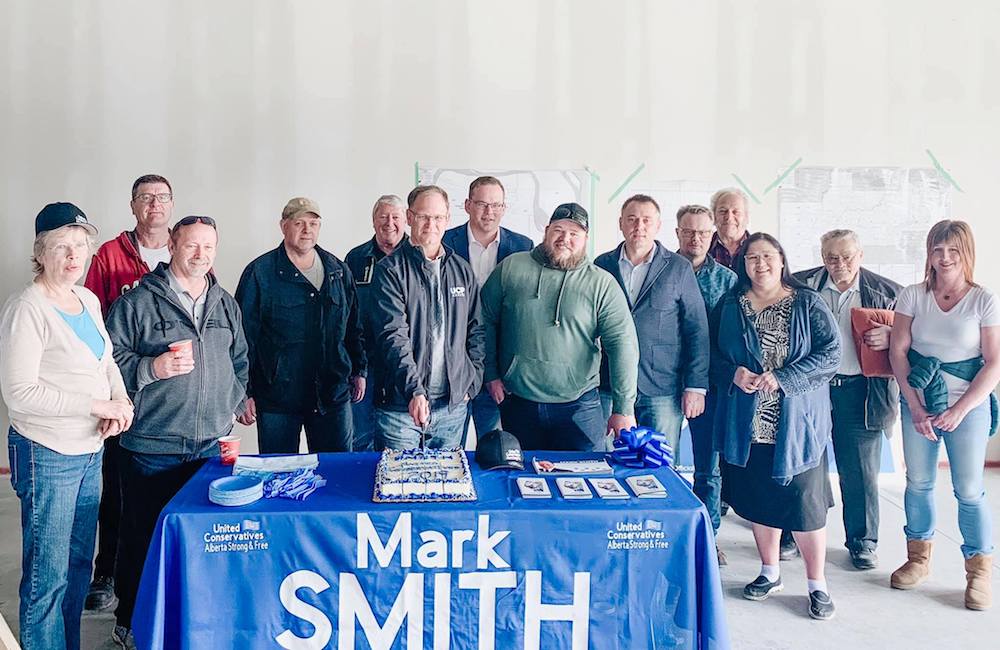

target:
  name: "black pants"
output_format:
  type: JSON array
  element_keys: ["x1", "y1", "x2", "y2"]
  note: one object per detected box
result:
[
  {"x1": 93, "y1": 435, "x2": 122, "y2": 579},
  {"x1": 499, "y1": 388, "x2": 607, "y2": 451},
  {"x1": 830, "y1": 376, "x2": 883, "y2": 552},
  {"x1": 256, "y1": 399, "x2": 354, "y2": 454},
  {"x1": 115, "y1": 446, "x2": 213, "y2": 627}
]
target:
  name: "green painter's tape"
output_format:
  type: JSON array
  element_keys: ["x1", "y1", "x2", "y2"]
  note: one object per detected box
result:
[
  {"x1": 607, "y1": 163, "x2": 646, "y2": 204},
  {"x1": 763, "y1": 157, "x2": 802, "y2": 195},
  {"x1": 414, "y1": 162, "x2": 420, "y2": 186},
  {"x1": 926, "y1": 150, "x2": 963, "y2": 193},
  {"x1": 730, "y1": 173, "x2": 761, "y2": 205},
  {"x1": 588, "y1": 168, "x2": 599, "y2": 257}
]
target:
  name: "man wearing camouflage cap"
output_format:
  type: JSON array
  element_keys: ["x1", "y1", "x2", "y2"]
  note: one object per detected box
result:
[{"x1": 235, "y1": 197, "x2": 367, "y2": 453}]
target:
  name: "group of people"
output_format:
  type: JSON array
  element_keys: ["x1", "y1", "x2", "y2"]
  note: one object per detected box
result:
[{"x1": 1, "y1": 173, "x2": 996, "y2": 649}]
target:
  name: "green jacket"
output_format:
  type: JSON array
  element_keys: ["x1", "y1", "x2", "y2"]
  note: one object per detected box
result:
[{"x1": 481, "y1": 247, "x2": 639, "y2": 414}]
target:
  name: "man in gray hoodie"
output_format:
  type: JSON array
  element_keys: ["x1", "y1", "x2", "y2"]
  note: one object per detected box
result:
[{"x1": 104, "y1": 216, "x2": 248, "y2": 648}]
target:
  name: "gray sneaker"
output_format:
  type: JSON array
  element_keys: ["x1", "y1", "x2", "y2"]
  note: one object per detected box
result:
[
  {"x1": 808, "y1": 590, "x2": 836, "y2": 620},
  {"x1": 112, "y1": 625, "x2": 137, "y2": 650}
]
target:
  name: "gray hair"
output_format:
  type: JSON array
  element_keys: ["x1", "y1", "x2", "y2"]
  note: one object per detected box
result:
[
  {"x1": 31, "y1": 225, "x2": 96, "y2": 276},
  {"x1": 371, "y1": 194, "x2": 405, "y2": 218},
  {"x1": 820, "y1": 229, "x2": 861, "y2": 252},
  {"x1": 709, "y1": 188, "x2": 750, "y2": 217}
]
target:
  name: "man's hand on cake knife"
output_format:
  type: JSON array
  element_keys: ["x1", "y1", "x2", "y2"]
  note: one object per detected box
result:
[{"x1": 409, "y1": 394, "x2": 431, "y2": 429}]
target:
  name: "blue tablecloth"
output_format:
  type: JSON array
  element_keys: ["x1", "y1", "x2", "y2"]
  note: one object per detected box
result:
[{"x1": 132, "y1": 452, "x2": 729, "y2": 649}]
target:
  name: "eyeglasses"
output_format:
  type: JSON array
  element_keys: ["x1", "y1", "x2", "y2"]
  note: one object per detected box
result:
[
  {"x1": 679, "y1": 228, "x2": 714, "y2": 239},
  {"x1": 133, "y1": 193, "x2": 173, "y2": 204},
  {"x1": 822, "y1": 252, "x2": 858, "y2": 265},
  {"x1": 175, "y1": 215, "x2": 217, "y2": 229},
  {"x1": 410, "y1": 213, "x2": 448, "y2": 224},
  {"x1": 744, "y1": 253, "x2": 780, "y2": 265},
  {"x1": 471, "y1": 200, "x2": 505, "y2": 212}
]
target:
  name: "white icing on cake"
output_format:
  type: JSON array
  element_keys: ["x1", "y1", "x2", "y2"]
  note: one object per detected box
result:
[{"x1": 373, "y1": 448, "x2": 477, "y2": 502}]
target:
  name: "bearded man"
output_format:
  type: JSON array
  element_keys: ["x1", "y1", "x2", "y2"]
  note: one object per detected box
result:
[{"x1": 480, "y1": 203, "x2": 639, "y2": 451}]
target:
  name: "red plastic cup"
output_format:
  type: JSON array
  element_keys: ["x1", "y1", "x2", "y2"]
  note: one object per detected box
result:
[
  {"x1": 168, "y1": 339, "x2": 193, "y2": 359},
  {"x1": 218, "y1": 435, "x2": 241, "y2": 465}
]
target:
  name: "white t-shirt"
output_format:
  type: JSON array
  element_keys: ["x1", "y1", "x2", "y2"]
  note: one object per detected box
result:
[
  {"x1": 138, "y1": 244, "x2": 171, "y2": 271},
  {"x1": 895, "y1": 283, "x2": 1000, "y2": 406}
]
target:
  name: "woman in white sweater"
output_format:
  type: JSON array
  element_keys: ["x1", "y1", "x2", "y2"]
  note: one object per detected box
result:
[{"x1": 1, "y1": 203, "x2": 134, "y2": 650}]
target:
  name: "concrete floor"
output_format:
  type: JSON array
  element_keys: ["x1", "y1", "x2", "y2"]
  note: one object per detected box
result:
[{"x1": 0, "y1": 469, "x2": 998, "y2": 649}]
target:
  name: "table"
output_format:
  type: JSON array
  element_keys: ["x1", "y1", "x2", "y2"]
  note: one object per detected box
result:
[{"x1": 132, "y1": 452, "x2": 729, "y2": 649}]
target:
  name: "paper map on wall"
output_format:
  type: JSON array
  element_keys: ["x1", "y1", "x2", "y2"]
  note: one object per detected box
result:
[
  {"x1": 417, "y1": 166, "x2": 593, "y2": 245},
  {"x1": 778, "y1": 167, "x2": 951, "y2": 286}
]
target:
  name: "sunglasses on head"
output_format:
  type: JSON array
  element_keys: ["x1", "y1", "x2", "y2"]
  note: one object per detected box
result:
[
  {"x1": 553, "y1": 205, "x2": 585, "y2": 220},
  {"x1": 175, "y1": 215, "x2": 217, "y2": 228}
]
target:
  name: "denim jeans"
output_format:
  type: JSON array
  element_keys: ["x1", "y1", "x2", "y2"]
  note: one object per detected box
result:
[
  {"x1": 830, "y1": 376, "x2": 883, "y2": 552},
  {"x1": 116, "y1": 445, "x2": 215, "y2": 628},
  {"x1": 376, "y1": 401, "x2": 468, "y2": 450},
  {"x1": 257, "y1": 400, "x2": 353, "y2": 454},
  {"x1": 501, "y1": 388, "x2": 607, "y2": 451},
  {"x1": 901, "y1": 399, "x2": 994, "y2": 559},
  {"x1": 688, "y1": 392, "x2": 721, "y2": 533},
  {"x1": 461, "y1": 387, "x2": 502, "y2": 447},
  {"x1": 8, "y1": 428, "x2": 103, "y2": 650},
  {"x1": 600, "y1": 391, "x2": 685, "y2": 459},
  {"x1": 351, "y1": 389, "x2": 377, "y2": 451},
  {"x1": 94, "y1": 433, "x2": 123, "y2": 579}
]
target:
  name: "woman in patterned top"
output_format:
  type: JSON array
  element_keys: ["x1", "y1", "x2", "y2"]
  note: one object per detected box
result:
[{"x1": 710, "y1": 233, "x2": 841, "y2": 620}]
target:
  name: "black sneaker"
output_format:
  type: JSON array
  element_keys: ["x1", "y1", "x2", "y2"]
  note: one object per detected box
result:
[
  {"x1": 85, "y1": 575, "x2": 116, "y2": 612},
  {"x1": 808, "y1": 590, "x2": 836, "y2": 620},
  {"x1": 849, "y1": 547, "x2": 878, "y2": 570},
  {"x1": 779, "y1": 533, "x2": 800, "y2": 560},
  {"x1": 720, "y1": 501, "x2": 730, "y2": 517},
  {"x1": 743, "y1": 575, "x2": 783, "y2": 601}
]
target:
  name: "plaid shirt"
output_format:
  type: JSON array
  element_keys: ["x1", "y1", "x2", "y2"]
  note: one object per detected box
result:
[{"x1": 707, "y1": 231, "x2": 748, "y2": 270}]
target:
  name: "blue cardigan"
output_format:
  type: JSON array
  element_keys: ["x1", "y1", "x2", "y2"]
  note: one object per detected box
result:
[{"x1": 710, "y1": 288, "x2": 841, "y2": 485}]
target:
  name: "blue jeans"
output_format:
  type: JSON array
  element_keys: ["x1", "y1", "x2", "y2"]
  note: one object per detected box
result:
[
  {"x1": 901, "y1": 399, "x2": 994, "y2": 558},
  {"x1": 688, "y1": 392, "x2": 721, "y2": 533},
  {"x1": 351, "y1": 389, "x2": 377, "y2": 451},
  {"x1": 461, "y1": 387, "x2": 502, "y2": 447},
  {"x1": 501, "y1": 388, "x2": 606, "y2": 451},
  {"x1": 376, "y1": 401, "x2": 468, "y2": 450},
  {"x1": 116, "y1": 445, "x2": 215, "y2": 628},
  {"x1": 8, "y1": 429, "x2": 102, "y2": 650},
  {"x1": 257, "y1": 400, "x2": 353, "y2": 454},
  {"x1": 600, "y1": 391, "x2": 685, "y2": 459}
]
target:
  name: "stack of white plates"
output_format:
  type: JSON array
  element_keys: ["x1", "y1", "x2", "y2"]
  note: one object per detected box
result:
[{"x1": 209, "y1": 476, "x2": 264, "y2": 507}]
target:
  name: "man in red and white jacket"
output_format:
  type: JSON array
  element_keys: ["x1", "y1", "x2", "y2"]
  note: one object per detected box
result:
[{"x1": 81, "y1": 173, "x2": 174, "y2": 613}]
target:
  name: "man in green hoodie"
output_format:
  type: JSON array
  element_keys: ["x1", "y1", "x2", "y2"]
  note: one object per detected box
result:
[{"x1": 481, "y1": 203, "x2": 639, "y2": 451}]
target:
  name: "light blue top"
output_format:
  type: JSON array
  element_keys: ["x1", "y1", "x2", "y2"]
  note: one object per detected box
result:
[
  {"x1": 56, "y1": 302, "x2": 105, "y2": 360},
  {"x1": 617, "y1": 245, "x2": 655, "y2": 306}
]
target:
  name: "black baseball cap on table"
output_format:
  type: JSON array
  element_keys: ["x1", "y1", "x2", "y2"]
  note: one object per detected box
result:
[{"x1": 475, "y1": 429, "x2": 525, "y2": 471}]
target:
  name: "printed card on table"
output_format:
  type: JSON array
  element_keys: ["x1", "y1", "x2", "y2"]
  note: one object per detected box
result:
[
  {"x1": 516, "y1": 477, "x2": 552, "y2": 499},
  {"x1": 626, "y1": 474, "x2": 667, "y2": 498},
  {"x1": 555, "y1": 477, "x2": 594, "y2": 499},
  {"x1": 589, "y1": 477, "x2": 630, "y2": 499}
]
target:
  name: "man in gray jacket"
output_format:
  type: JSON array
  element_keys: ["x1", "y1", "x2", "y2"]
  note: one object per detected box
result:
[
  {"x1": 105, "y1": 216, "x2": 248, "y2": 647},
  {"x1": 371, "y1": 185, "x2": 485, "y2": 450},
  {"x1": 595, "y1": 194, "x2": 710, "y2": 455}
]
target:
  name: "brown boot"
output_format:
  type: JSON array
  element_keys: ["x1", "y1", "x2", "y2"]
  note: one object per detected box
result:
[
  {"x1": 964, "y1": 554, "x2": 993, "y2": 610},
  {"x1": 890, "y1": 539, "x2": 932, "y2": 589}
]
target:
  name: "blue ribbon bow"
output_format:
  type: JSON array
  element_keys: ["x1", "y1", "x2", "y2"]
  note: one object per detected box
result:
[{"x1": 611, "y1": 426, "x2": 674, "y2": 468}]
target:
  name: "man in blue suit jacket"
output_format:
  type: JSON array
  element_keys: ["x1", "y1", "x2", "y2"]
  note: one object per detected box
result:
[
  {"x1": 441, "y1": 176, "x2": 533, "y2": 444},
  {"x1": 594, "y1": 194, "x2": 710, "y2": 456}
]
